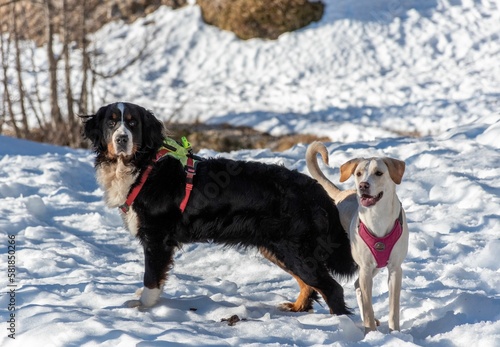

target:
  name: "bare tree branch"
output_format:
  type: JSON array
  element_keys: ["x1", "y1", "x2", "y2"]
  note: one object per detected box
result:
[
  {"x1": 1, "y1": 32, "x2": 20, "y2": 137},
  {"x1": 13, "y1": 3, "x2": 30, "y2": 137}
]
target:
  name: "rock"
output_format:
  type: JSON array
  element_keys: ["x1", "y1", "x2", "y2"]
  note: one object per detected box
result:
[{"x1": 197, "y1": 0, "x2": 324, "y2": 40}]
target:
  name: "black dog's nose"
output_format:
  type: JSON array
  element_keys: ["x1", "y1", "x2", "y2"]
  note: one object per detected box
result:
[
  {"x1": 116, "y1": 134, "x2": 128, "y2": 145},
  {"x1": 359, "y1": 182, "x2": 370, "y2": 191}
]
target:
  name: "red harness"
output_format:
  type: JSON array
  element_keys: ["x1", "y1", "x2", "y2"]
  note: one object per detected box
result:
[
  {"x1": 119, "y1": 148, "x2": 196, "y2": 214},
  {"x1": 358, "y1": 208, "x2": 403, "y2": 268}
]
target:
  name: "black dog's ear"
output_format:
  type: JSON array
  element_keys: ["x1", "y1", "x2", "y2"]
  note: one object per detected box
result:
[
  {"x1": 142, "y1": 108, "x2": 165, "y2": 150},
  {"x1": 81, "y1": 105, "x2": 108, "y2": 152}
]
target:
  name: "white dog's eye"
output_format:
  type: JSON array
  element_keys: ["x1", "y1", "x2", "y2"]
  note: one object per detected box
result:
[
  {"x1": 375, "y1": 171, "x2": 383, "y2": 176},
  {"x1": 356, "y1": 172, "x2": 362, "y2": 177}
]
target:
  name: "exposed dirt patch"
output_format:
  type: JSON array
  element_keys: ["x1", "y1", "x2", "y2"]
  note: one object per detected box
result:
[{"x1": 167, "y1": 122, "x2": 330, "y2": 152}]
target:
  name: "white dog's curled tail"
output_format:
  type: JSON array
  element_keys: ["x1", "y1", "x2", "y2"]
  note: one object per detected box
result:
[{"x1": 306, "y1": 141, "x2": 342, "y2": 201}]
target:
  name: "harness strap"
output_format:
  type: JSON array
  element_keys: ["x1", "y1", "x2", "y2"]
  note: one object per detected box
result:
[
  {"x1": 119, "y1": 165, "x2": 152, "y2": 213},
  {"x1": 119, "y1": 149, "x2": 170, "y2": 214},
  {"x1": 358, "y1": 205, "x2": 404, "y2": 268},
  {"x1": 119, "y1": 143, "x2": 197, "y2": 214},
  {"x1": 179, "y1": 156, "x2": 195, "y2": 213}
]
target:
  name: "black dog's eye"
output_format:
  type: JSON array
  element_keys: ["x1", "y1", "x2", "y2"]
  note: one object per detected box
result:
[
  {"x1": 375, "y1": 171, "x2": 383, "y2": 176},
  {"x1": 107, "y1": 120, "x2": 116, "y2": 128},
  {"x1": 128, "y1": 120, "x2": 137, "y2": 127}
]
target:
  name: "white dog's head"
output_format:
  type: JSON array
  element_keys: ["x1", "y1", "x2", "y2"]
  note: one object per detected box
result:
[{"x1": 339, "y1": 157, "x2": 405, "y2": 208}]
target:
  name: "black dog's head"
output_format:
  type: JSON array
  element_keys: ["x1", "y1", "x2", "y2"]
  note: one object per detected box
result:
[{"x1": 82, "y1": 102, "x2": 165, "y2": 163}]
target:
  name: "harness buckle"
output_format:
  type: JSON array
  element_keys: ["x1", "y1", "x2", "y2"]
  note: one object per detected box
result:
[{"x1": 119, "y1": 204, "x2": 130, "y2": 213}]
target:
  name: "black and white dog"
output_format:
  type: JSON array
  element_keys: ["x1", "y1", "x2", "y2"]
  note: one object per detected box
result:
[{"x1": 82, "y1": 102, "x2": 356, "y2": 315}]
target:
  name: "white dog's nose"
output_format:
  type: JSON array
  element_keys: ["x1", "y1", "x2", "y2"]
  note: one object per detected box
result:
[{"x1": 359, "y1": 182, "x2": 370, "y2": 191}]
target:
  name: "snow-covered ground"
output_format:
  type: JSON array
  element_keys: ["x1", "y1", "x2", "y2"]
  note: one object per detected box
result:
[
  {"x1": 1, "y1": 0, "x2": 500, "y2": 346},
  {"x1": 1, "y1": 120, "x2": 499, "y2": 346}
]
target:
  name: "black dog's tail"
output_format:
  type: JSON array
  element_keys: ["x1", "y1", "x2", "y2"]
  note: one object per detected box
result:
[
  {"x1": 311, "y1": 199, "x2": 357, "y2": 279},
  {"x1": 324, "y1": 227, "x2": 357, "y2": 279}
]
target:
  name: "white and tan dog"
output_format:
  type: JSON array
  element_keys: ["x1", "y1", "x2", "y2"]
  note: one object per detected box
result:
[{"x1": 306, "y1": 141, "x2": 408, "y2": 333}]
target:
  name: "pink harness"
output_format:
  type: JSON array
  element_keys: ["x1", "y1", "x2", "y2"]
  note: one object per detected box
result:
[{"x1": 358, "y1": 209, "x2": 403, "y2": 268}]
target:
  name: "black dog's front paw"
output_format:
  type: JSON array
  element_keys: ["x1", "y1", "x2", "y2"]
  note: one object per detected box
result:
[
  {"x1": 124, "y1": 287, "x2": 160, "y2": 310},
  {"x1": 125, "y1": 299, "x2": 143, "y2": 308}
]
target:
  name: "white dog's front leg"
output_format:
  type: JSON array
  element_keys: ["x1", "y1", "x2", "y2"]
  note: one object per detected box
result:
[
  {"x1": 355, "y1": 278, "x2": 364, "y2": 319},
  {"x1": 358, "y1": 269, "x2": 377, "y2": 333},
  {"x1": 388, "y1": 265, "x2": 403, "y2": 331}
]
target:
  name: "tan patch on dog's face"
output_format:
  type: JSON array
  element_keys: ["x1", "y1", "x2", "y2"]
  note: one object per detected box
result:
[
  {"x1": 381, "y1": 158, "x2": 405, "y2": 184},
  {"x1": 107, "y1": 142, "x2": 117, "y2": 158}
]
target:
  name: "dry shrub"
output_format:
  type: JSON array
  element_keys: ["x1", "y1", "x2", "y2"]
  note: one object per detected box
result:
[
  {"x1": 110, "y1": 0, "x2": 187, "y2": 22},
  {"x1": 168, "y1": 122, "x2": 330, "y2": 152}
]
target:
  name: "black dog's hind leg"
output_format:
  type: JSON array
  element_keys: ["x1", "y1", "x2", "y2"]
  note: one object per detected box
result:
[
  {"x1": 309, "y1": 269, "x2": 351, "y2": 315},
  {"x1": 260, "y1": 247, "x2": 318, "y2": 312},
  {"x1": 280, "y1": 274, "x2": 319, "y2": 312},
  {"x1": 279, "y1": 249, "x2": 352, "y2": 316}
]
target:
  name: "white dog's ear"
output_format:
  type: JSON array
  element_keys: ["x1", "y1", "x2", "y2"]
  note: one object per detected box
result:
[
  {"x1": 383, "y1": 158, "x2": 406, "y2": 184},
  {"x1": 340, "y1": 159, "x2": 362, "y2": 182}
]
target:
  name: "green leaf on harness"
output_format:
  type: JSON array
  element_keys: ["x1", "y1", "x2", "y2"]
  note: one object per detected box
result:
[
  {"x1": 161, "y1": 137, "x2": 190, "y2": 167},
  {"x1": 181, "y1": 136, "x2": 192, "y2": 150}
]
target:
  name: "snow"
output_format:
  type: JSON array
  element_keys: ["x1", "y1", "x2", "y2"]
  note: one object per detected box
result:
[{"x1": 1, "y1": 0, "x2": 500, "y2": 346}]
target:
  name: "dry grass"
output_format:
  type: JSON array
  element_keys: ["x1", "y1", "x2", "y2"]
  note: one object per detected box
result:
[{"x1": 167, "y1": 122, "x2": 330, "y2": 152}]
